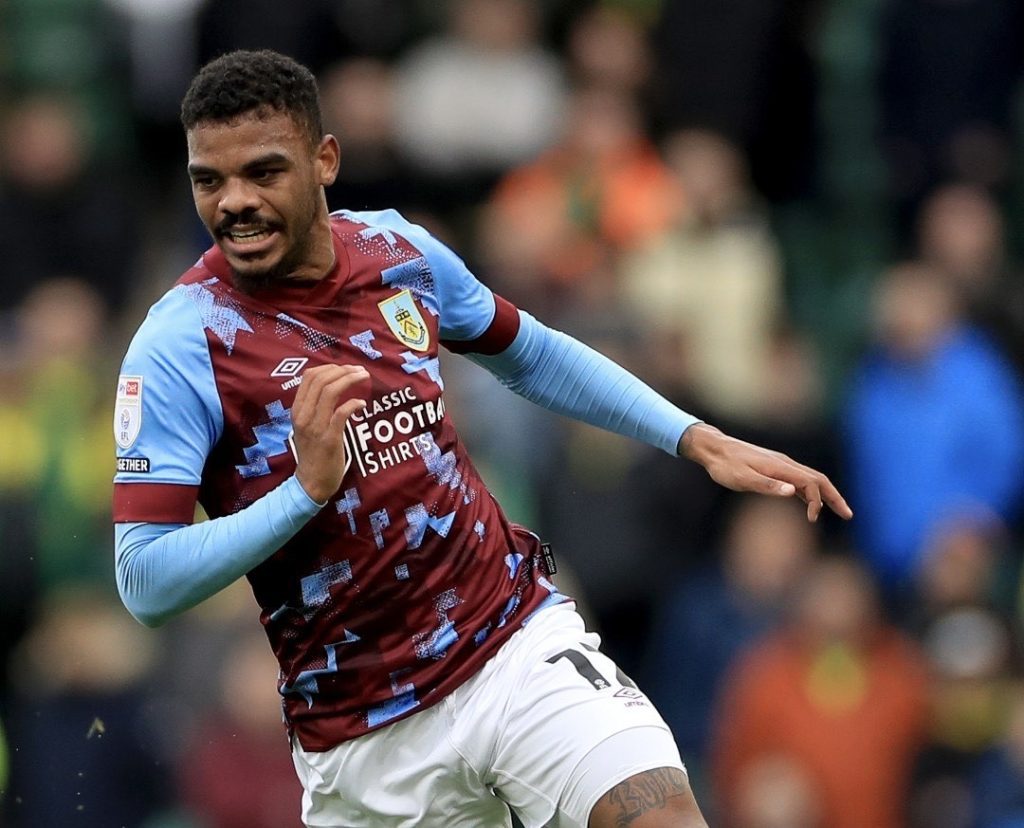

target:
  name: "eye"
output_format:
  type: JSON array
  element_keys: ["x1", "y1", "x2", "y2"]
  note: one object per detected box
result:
[
  {"x1": 191, "y1": 175, "x2": 218, "y2": 190},
  {"x1": 251, "y1": 168, "x2": 280, "y2": 182}
]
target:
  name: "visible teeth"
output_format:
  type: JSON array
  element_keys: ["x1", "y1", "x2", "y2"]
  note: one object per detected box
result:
[{"x1": 228, "y1": 229, "x2": 271, "y2": 244}]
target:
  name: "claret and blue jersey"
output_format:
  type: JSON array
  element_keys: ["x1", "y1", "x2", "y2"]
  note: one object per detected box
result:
[{"x1": 113, "y1": 209, "x2": 696, "y2": 751}]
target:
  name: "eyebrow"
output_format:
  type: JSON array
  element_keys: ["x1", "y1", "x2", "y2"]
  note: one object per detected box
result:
[{"x1": 188, "y1": 152, "x2": 292, "y2": 177}]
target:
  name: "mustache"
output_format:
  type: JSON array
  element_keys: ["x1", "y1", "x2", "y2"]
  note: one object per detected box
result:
[{"x1": 216, "y1": 213, "x2": 280, "y2": 235}]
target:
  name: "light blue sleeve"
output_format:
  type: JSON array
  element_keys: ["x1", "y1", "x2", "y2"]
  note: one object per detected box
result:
[
  {"x1": 114, "y1": 286, "x2": 223, "y2": 485},
  {"x1": 470, "y1": 311, "x2": 701, "y2": 455},
  {"x1": 115, "y1": 476, "x2": 323, "y2": 627},
  {"x1": 338, "y1": 209, "x2": 699, "y2": 454},
  {"x1": 337, "y1": 208, "x2": 496, "y2": 341},
  {"x1": 114, "y1": 286, "x2": 321, "y2": 626}
]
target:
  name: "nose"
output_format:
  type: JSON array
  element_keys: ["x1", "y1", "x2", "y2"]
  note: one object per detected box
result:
[{"x1": 218, "y1": 176, "x2": 261, "y2": 218}]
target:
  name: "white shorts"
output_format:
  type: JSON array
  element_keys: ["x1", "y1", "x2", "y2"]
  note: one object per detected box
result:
[{"x1": 291, "y1": 602, "x2": 684, "y2": 828}]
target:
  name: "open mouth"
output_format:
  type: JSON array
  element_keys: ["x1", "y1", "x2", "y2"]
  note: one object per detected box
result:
[
  {"x1": 223, "y1": 227, "x2": 274, "y2": 245},
  {"x1": 218, "y1": 225, "x2": 282, "y2": 259}
]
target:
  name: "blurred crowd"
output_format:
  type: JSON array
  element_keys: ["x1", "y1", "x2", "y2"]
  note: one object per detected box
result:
[{"x1": 1, "y1": 0, "x2": 1024, "y2": 826}]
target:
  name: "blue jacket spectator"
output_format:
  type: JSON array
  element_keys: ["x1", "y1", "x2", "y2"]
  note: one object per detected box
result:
[{"x1": 844, "y1": 263, "x2": 1024, "y2": 594}]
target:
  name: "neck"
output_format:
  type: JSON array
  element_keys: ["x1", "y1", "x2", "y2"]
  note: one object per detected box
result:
[{"x1": 287, "y1": 195, "x2": 336, "y2": 282}]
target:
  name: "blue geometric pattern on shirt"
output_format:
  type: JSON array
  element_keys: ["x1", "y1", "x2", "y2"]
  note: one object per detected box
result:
[
  {"x1": 369, "y1": 508, "x2": 390, "y2": 549},
  {"x1": 300, "y1": 560, "x2": 353, "y2": 608},
  {"x1": 505, "y1": 553, "x2": 524, "y2": 579},
  {"x1": 496, "y1": 594, "x2": 520, "y2": 629},
  {"x1": 366, "y1": 669, "x2": 419, "y2": 728},
  {"x1": 414, "y1": 588, "x2": 464, "y2": 660},
  {"x1": 473, "y1": 623, "x2": 493, "y2": 646},
  {"x1": 177, "y1": 278, "x2": 253, "y2": 355},
  {"x1": 275, "y1": 313, "x2": 339, "y2": 352},
  {"x1": 400, "y1": 351, "x2": 443, "y2": 390},
  {"x1": 236, "y1": 400, "x2": 292, "y2": 478},
  {"x1": 417, "y1": 433, "x2": 476, "y2": 504},
  {"x1": 404, "y1": 503, "x2": 455, "y2": 549},
  {"x1": 280, "y1": 630, "x2": 360, "y2": 708},
  {"x1": 381, "y1": 257, "x2": 438, "y2": 316},
  {"x1": 359, "y1": 225, "x2": 398, "y2": 249},
  {"x1": 418, "y1": 433, "x2": 461, "y2": 489},
  {"x1": 349, "y1": 330, "x2": 383, "y2": 360},
  {"x1": 335, "y1": 487, "x2": 361, "y2": 532}
]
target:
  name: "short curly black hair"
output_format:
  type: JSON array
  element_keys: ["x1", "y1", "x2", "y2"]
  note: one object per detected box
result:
[{"x1": 180, "y1": 49, "x2": 323, "y2": 145}]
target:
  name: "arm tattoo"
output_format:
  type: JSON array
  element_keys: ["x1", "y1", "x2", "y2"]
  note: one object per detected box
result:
[{"x1": 601, "y1": 768, "x2": 690, "y2": 827}]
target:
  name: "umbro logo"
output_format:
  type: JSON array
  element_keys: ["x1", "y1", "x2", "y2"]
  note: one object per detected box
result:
[{"x1": 272, "y1": 357, "x2": 308, "y2": 390}]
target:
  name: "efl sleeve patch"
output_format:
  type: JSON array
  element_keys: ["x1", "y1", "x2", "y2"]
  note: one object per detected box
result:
[
  {"x1": 112, "y1": 286, "x2": 225, "y2": 489},
  {"x1": 114, "y1": 375, "x2": 144, "y2": 449}
]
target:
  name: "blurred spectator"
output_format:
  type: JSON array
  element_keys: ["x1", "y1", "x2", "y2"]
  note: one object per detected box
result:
[
  {"x1": 619, "y1": 129, "x2": 783, "y2": 424},
  {"x1": 712, "y1": 556, "x2": 930, "y2": 828},
  {"x1": 842, "y1": 262, "x2": 1024, "y2": 601},
  {"x1": 878, "y1": 0, "x2": 1024, "y2": 227},
  {"x1": 0, "y1": 95, "x2": 138, "y2": 315},
  {"x1": 4, "y1": 588, "x2": 173, "y2": 827},
  {"x1": 3, "y1": 0, "x2": 133, "y2": 157},
  {"x1": 104, "y1": 0, "x2": 204, "y2": 187},
  {"x1": 179, "y1": 627, "x2": 303, "y2": 828},
  {"x1": 196, "y1": 0, "x2": 347, "y2": 78},
  {"x1": 0, "y1": 349, "x2": 42, "y2": 716},
  {"x1": 910, "y1": 606, "x2": 1020, "y2": 828},
  {"x1": 913, "y1": 514, "x2": 1013, "y2": 632},
  {"x1": 9, "y1": 279, "x2": 116, "y2": 592},
  {"x1": 971, "y1": 694, "x2": 1024, "y2": 827},
  {"x1": 565, "y1": 5, "x2": 651, "y2": 94},
  {"x1": 479, "y1": 84, "x2": 683, "y2": 313},
  {"x1": 650, "y1": 0, "x2": 819, "y2": 201},
  {"x1": 321, "y1": 58, "x2": 420, "y2": 214},
  {"x1": 916, "y1": 183, "x2": 1024, "y2": 371},
  {"x1": 534, "y1": 324, "x2": 671, "y2": 675},
  {"x1": 641, "y1": 496, "x2": 819, "y2": 791},
  {"x1": 393, "y1": 0, "x2": 567, "y2": 205},
  {"x1": 731, "y1": 754, "x2": 823, "y2": 828}
]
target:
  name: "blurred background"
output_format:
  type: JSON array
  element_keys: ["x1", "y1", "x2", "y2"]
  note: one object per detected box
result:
[{"x1": 1, "y1": 0, "x2": 1024, "y2": 826}]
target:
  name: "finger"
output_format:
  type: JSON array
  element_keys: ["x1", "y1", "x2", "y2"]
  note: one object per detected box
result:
[
  {"x1": 743, "y1": 471, "x2": 797, "y2": 498},
  {"x1": 769, "y1": 457, "x2": 854, "y2": 521},
  {"x1": 294, "y1": 364, "x2": 364, "y2": 409},
  {"x1": 313, "y1": 369, "x2": 370, "y2": 423},
  {"x1": 818, "y1": 477, "x2": 854, "y2": 519},
  {"x1": 799, "y1": 481, "x2": 823, "y2": 522},
  {"x1": 293, "y1": 364, "x2": 344, "y2": 417},
  {"x1": 792, "y1": 469, "x2": 853, "y2": 521},
  {"x1": 331, "y1": 397, "x2": 366, "y2": 431}
]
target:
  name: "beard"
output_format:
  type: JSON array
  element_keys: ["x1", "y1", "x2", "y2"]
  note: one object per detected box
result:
[
  {"x1": 221, "y1": 195, "x2": 320, "y2": 294},
  {"x1": 229, "y1": 242, "x2": 307, "y2": 293}
]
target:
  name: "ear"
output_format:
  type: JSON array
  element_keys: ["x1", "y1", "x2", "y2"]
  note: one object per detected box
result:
[{"x1": 316, "y1": 134, "x2": 341, "y2": 187}]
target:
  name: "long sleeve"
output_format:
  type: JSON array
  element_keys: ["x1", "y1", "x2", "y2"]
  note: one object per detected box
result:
[
  {"x1": 115, "y1": 475, "x2": 322, "y2": 627},
  {"x1": 471, "y1": 310, "x2": 700, "y2": 455}
]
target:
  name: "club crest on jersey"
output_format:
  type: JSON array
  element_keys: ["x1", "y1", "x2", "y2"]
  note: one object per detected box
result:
[
  {"x1": 378, "y1": 290, "x2": 429, "y2": 352},
  {"x1": 114, "y1": 374, "x2": 143, "y2": 449}
]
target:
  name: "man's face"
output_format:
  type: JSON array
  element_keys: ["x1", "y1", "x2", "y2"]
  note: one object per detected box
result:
[{"x1": 187, "y1": 109, "x2": 339, "y2": 288}]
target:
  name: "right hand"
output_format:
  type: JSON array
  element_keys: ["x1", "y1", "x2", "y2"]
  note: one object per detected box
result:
[{"x1": 291, "y1": 364, "x2": 369, "y2": 504}]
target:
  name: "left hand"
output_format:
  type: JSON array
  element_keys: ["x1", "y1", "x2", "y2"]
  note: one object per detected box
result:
[{"x1": 678, "y1": 423, "x2": 853, "y2": 522}]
